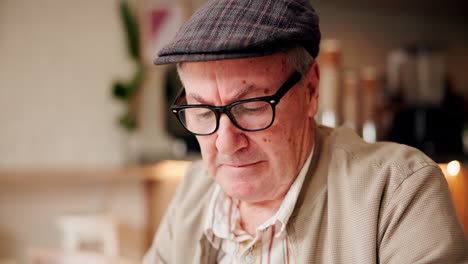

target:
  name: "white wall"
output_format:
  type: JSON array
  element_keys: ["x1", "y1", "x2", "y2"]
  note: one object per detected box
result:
[
  {"x1": 0, "y1": 0, "x2": 134, "y2": 169},
  {"x1": 0, "y1": 0, "x2": 149, "y2": 262}
]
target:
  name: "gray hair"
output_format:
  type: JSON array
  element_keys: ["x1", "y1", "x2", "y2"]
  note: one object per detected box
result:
[{"x1": 284, "y1": 47, "x2": 315, "y2": 76}]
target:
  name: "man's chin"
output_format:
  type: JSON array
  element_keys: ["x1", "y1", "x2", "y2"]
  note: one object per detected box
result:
[
  {"x1": 223, "y1": 186, "x2": 260, "y2": 202},
  {"x1": 212, "y1": 162, "x2": 269, "y2": 198},
  {"x1": 216, "y1": 174, "x2": 264, "y2": 201}
]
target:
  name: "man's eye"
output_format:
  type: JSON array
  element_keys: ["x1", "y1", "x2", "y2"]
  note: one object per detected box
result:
[
  {"x1": 235, "y1": 102, "x2": 269, "y2": 115},
  {"x1": 196, "y1": 110, "x2": 213, "y2": 119},
  {"x1": 243, "y1": 105, "x2": 268, "y2": 112}
]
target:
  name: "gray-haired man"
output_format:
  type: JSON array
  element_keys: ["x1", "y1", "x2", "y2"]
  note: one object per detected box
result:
[{"x1": 144, "y1": 0, "x2": 468, "y2": 263}]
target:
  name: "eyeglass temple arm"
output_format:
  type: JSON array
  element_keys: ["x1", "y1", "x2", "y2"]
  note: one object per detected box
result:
[
  {"x1": 172, "y1": 88, "x2": 186, "y2": 106},
  {"x1": 273, "y1": 71, "x2": 302, "y2": 101}
]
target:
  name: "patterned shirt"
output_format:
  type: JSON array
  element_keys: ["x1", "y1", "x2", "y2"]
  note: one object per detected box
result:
[{"x1": 204, "y1": 150, "x2": 313, "y2": 264}]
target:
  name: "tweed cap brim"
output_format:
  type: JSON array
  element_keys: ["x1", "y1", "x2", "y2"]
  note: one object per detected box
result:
[{"x1": 154, "y1": 0, "x2": 321, "y2": 65}]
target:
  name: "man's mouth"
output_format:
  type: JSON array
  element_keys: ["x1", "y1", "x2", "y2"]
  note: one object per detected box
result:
[{"x1": 223, "y1": 161, "x2": 263, "y2": 168}]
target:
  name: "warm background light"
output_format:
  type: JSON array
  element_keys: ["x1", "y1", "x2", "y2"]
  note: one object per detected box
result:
[
  {"x1": 438, "y1": 161, "x2": 467, "y2": 236},
  {"x1": 147, "y1": 160, "x2": 191, "y2": 181},
  {"x1": 447, "y1": 160, "x2": 461, "y2": 176}
]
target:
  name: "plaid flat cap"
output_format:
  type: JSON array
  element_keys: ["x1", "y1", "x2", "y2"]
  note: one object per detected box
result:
[{"x1": 154, "y1": 0, "x2": 321, "y2": 65}]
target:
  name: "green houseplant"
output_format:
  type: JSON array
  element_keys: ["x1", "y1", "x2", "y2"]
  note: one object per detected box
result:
[{"x1": 112, "y1": 1, "x2": 145, "y2": 131}]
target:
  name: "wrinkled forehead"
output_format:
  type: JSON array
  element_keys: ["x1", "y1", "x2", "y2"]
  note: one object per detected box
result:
[
  {"x1": 177, "y1": 53, "x2": 292, "y2": 102},
  {"x1": 178, "y1": 52, "x2": 291, "y2": 84}
]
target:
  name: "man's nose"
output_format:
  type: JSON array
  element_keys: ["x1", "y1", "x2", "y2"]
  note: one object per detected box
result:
[{"x1": 215, "y1": 115, "x2": 248, "y2": 155}]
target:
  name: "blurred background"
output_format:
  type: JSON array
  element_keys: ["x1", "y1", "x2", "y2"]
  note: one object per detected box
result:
[{"x1": 0, "y1": 0, "x2": 467, "y2": 263}]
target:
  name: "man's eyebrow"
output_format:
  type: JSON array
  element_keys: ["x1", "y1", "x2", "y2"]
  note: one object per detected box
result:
[
  {"x1": 188, "y1": 93, "x2": 209, "y2": 104},
  {"x1": 187, "y1": 85, "x2": 257, "y2": 105}
]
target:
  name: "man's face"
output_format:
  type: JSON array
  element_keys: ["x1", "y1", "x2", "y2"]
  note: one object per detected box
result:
[{"x1": 178, "y1": 52, "x2": 319, "y2": 203}]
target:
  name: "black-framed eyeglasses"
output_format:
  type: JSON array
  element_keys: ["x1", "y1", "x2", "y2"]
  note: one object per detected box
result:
[{"x1": 171, "y1": 71, "x2": 302, "y2": 136}]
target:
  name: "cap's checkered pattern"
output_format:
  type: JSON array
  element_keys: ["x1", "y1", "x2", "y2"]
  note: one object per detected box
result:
[{"x1": 154, "y1": 0, "x2": 321, "y2": 65}]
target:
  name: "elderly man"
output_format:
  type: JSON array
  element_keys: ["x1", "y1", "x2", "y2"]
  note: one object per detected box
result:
[{"x1": 144, "y1": 0, "x2": 468, "y2": 263}]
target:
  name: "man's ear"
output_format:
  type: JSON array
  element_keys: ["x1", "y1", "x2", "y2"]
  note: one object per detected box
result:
[{"x1": 305, "y1": 62, "x2": 320, "y2": 118}]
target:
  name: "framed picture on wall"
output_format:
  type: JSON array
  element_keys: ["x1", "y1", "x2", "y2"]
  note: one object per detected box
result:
[{"x1": 140, "y1": 2, "x2": 185, "y2": 65}]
